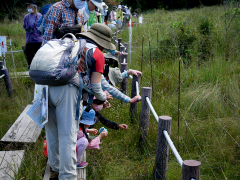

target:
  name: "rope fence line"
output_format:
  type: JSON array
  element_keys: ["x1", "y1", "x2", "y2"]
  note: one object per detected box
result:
[
  {"x1": 113, "y1": 26, "x2": 234, "y2": 179},
  {"x1": 163, "y1": 130, "x2": 183, "y2": 167},
  {"x1": 116, "y1": 18, "x2": 240, "y2": 180},
  {"x1": 5, "y1": 50, "x2": 24, "y2": 54},
  {"x1": 133, "y1": 28, "x2": 228, "y2": 180},
  {"x1": 138, "y1": 87, "x2": 201, "y2": 179}
]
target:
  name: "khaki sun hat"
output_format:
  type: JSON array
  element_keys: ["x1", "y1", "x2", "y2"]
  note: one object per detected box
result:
[
  {"x1": 103, "y1": 53, "x2": 118, "y2": 61},
  {"x1": 76, "y1": 24, "x2": 116, "y2": 50},
  {"x1": 104, "y1": 53, "x2": 119, "y2": 67},
  {"x1": 108, "y1": 67, "x2": 123, "y2": 87}
]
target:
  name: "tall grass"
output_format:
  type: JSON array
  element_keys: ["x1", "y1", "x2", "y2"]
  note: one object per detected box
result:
[{"x1": 0, "y1": 5, "x2": 240, "y2": 180}]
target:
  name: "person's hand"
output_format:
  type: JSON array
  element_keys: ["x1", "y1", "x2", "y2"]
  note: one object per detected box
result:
[
  {"x1": 130, "y1": 70, "x2": 142, "y2": 77},
  {"x1": 104, "y1": 91, "x2": 113, "y2": 100},
  {"x1": 119, "y1": 124, "x2": 128, "y2": 130},
  {"x1": 99, "y1": 131, "x2": 108, "y2": 139},
  {"x1": 115, "y1": 51, "x2": 122, "y2": 56},
  {"x1": 129, "y1": 95, "x2": 141, "y2": 103},
  {"x1": 87, "y1": 128, "x2": 98, "y2": 135},
  {"x1": 103, "y1": 101, "x2": 111, "y2": 108}
]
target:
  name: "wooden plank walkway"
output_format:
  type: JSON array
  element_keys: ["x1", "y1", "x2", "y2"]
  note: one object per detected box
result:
[
  {"x1": 77, "y1": 151, "x2": 86, "y2": 180},
  {"x1": 0, "y1": 104, "x2": 42, "y2": 144},
  {"x1": 9, "y1": 71, "x2": 29, "y2": 78},
  {"x1": 0, "y1": 150, "x2": 25, "y2": 180},
  {"x1": 43, "y1": 151, "x2": 86, "y2": 180}
]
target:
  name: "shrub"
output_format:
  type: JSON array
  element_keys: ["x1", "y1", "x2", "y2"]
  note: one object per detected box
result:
[{"x1": 198, "y1": 17, "x2": 213, "y2": 35}]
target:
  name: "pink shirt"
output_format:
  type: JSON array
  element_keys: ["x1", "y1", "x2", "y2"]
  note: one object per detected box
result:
[
  {"x1": 109, "y1": 11, "x2": 117, "y2": 21},
  {"x1": 77, "y1": 130, "x2": 100, "y2": 149}
]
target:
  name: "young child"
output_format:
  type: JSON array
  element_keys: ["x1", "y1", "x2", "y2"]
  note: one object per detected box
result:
[
  {"x1": 76, "y1": 106, "x2": 108, "y2": 168},
  {"x1": 90, "y1": 98, "x2": 129, "y2": 130}
]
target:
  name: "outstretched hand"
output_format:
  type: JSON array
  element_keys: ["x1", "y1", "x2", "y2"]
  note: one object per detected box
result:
[
  {"x1": 99, "y1": 131, "x2": 108, "y2": 139},
  {"x1": 130, "y1": 70, "x2": 142, "y2": 77},
  {"x1": 87, "y1": 128, "x2": 98, "y2": 135},
  {"x1": 104, "y1": 91, "x2": 113, "y2": 100},
  {"x1": 103, "y1": 101, "x2": 111, "y2": 108},
  {"x1": 129, "y1": 95, "x2": 141, "y2": 104},
  {"x1": 115, "y1": 51, "x2": 122, "y2": 56},
  {"x1": 119, "y1": 124, "x2": 128, "y2": 130}
]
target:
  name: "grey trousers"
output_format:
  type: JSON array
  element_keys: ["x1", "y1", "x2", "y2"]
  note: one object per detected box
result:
[{"x1": 45, "y1": 84, "x2": 82, "y2": 180}]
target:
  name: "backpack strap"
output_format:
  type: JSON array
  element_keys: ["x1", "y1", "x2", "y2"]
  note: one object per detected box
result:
[
  {"x1": 75, "y1": 73, "x2": 83, "y2": 120},
  {"x1": 75, "y1": 46, "x2": 94, "y2": 120},
  {"x1": 84, "y1": 94, "x2": 94, "y2": 112}
]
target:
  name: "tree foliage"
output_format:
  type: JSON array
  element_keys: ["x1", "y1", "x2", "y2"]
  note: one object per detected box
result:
[
  {"x1": 0, "y1": 0, "x2": 27, "y2": 21},
  {"x1": 121, "y1": 0, "x2": 223, "y2": 12}
]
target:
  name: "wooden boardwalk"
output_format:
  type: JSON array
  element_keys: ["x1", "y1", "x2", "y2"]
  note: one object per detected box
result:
[
  {"x1": 9, "y1": 71, "x2": 29, "y2": 78},
  {"x1": 0, "y1": 104, "x2": 87, "y2": 179},
  {"x1": 0, "y1": 105, "x2": 42, "y2": 144},
  {"x1": 0, "y1": 150, "x2": 25, "y2": 180},
  {"x1": 43, "y1": 151, "x2": 87, "y2": 180}
]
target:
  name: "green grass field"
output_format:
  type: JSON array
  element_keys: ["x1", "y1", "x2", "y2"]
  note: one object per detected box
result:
[{"x1": 1, "y1": 5, "x2": 240, "y2": 179}]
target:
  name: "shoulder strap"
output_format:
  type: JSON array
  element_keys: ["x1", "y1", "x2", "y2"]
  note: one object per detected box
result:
[
  {"x1": 75, "y1": 9, "x2": 78, "y2": 25},
  {"x1": 75, "y1": 74, "x2": 83, "y2": 120}
]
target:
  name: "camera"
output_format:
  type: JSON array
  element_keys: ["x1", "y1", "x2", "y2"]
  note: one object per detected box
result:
[
  {"x1": 99, "y1": 127, "x2": 108, "y2": 133},
  {"x1": 26, "y1": 27, "x2": 34, "y2": 34}
]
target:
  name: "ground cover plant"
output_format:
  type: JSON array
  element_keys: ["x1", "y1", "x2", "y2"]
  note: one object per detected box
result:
[{"x1": 0, "y1": 4, "x2": 240, "y2": 179}]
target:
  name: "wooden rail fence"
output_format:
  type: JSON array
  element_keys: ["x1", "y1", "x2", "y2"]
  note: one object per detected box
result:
[{"x1": 113, "y1": 31, "x2": 201, "y2": 179}]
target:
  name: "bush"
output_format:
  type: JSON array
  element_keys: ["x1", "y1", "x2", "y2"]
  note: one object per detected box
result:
[{"x1": 198, "y1": 17, "x2": 213, "y2": 35}]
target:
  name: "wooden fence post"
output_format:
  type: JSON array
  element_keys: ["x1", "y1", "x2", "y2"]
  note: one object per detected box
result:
[
  {"x1": 122, "y1": 53, "x2": 128, "y2": 64},
  {"x1": 182, "y1": 160, "x2": 201, "y2": 180},
  {"x1": 154, "y1": 116, "x2": 172, "y2": 180},
  {"x1": 115, "y1": 28, "x2": 118, "y2": 36},
  {"x1": 0, "y1": 61, "x2": 13, "y2": 97},
  {"x1": 139, "y1": 87, "x2": 152, "y2": 147},
  {"x1": 120, "y1": 63, "x2": 128, "y2": 94},
  {"x1": 113, "y1": 36, "x2": 117, "y2": 47},
  {"x1": 118, "y1": 38, "x2": 122, "y2": 51},
  {"x1": 120, "y1": 46, "x2": 125, "y2": 53},
  {"x1": 130, "y1": 75, "x2": 141, "y2": 122},
  {"x1": 119, "y1": 46, "x2": 125, "y2": 64},
  {"x1": 124, "y1": 43, "x2": 128, "y2": 53}
]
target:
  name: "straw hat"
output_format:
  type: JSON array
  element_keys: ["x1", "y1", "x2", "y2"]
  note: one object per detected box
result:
[
  {"x1": 76, "y1": 24, "x2": 116, "y2": 50},
  {"x1": 108, "y1": 67, "x2": 123, "y2": 87}
]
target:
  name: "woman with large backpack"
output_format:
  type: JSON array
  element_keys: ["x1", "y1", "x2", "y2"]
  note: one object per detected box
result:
[{"x1": 30, "y1": 24, "x2": 114, "y2": 180}]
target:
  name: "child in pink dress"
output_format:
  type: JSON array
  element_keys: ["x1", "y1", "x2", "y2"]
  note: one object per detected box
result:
[{"x1": 76, "y1": 106, "x2": 108, "y2": 168}]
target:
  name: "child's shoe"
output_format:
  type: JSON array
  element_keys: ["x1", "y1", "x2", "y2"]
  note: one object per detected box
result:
[{"x1": 77, "y1": 161, "x2": 88, "y2": 169}]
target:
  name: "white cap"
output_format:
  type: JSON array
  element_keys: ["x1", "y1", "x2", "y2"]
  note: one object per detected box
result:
[
  {"x1": 102, "y1": 2, "x2": 106, "y2": 6},
  {"x1": 118, "y1": 5, "x2": 121, "y2": 9}
]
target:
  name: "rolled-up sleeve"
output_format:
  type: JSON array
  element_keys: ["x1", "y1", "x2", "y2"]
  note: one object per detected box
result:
[{"x1": 43, "y1": 5, "x2": 61, "y2": 45}]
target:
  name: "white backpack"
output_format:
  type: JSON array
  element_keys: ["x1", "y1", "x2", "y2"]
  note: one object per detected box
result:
[
  {"x1": 29, "y1": 33, "x2": 87, "y2": 120},
  {"x1": 30, "y1": 33, "x2": 86, "y2": 86}
]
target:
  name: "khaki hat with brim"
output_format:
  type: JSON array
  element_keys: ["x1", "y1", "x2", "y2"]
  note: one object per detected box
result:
[
  {"x1": 76, "y1": 23, "x2": 116, "y2": 51},
  {"x1": 104, "y1": 53, "x2": 118, "y2": 61},
  {"x1": 108, "y1": 67, "x2": 122, "y2": 87}
]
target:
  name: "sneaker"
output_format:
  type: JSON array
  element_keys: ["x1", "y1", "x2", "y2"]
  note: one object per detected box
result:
[
  {"x1": 49, "y1": 168, "x2": 59, "y2": 180},
  {"x1": 76, "y1": 161, "x2": 88, "y2": 169}
]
